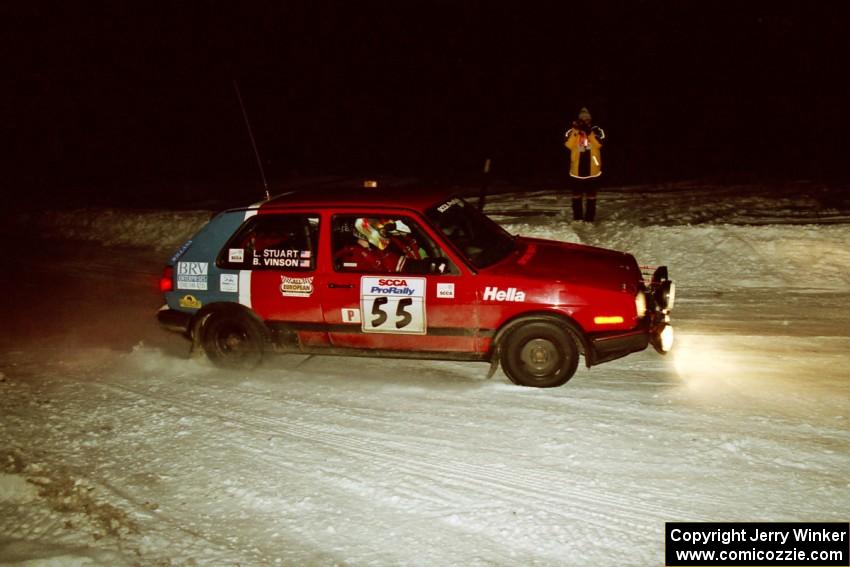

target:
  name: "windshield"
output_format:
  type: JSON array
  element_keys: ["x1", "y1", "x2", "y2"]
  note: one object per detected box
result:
[{"x1": 425, "y1": 197, "x2": 517, "y2": 268}]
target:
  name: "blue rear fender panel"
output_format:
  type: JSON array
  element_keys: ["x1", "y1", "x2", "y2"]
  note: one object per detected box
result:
[{"x1": 165, "y1": 210, "x2": 251, "y2": 312}]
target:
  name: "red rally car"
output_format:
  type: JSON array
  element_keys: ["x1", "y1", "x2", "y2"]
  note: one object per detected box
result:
[{"x1": 157, "y1": 186, "x2": 674, "y2": 388}]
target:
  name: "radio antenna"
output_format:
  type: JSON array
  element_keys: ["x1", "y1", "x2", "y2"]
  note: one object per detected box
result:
[{"x1": 232, "y1": 79, "x2": 270, "y2": 200}]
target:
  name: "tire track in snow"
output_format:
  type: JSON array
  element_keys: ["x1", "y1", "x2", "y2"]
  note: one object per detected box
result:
[
  {"x1": 80, "y1": 379, "x2": 530, "y2": 565},
  {"x1": 211, "y1": 378, "x2": 738, "y2": 517},
  {"x1": 0, "y1": 377, "x2": 276, "y2": 566},
  {"x1": 89, "y1": 385, "x2": 628, "y2": 565},
  {"x1": 94, "y1": 376, "x2": 715, "y2": 535}
]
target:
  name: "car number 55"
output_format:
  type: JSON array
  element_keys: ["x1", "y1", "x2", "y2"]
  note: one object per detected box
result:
[{"x1": 360, "y1": 276, "x2": 427, "y2": 334}]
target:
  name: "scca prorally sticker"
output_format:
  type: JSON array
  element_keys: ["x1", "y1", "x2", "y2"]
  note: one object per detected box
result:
[
  {"x1": 436, "y1": 282, "x2": 455, "y2": 299},
  {"x1": 176, "y1": 262, "x2": 208, "y2": 290},
  {"x1": 280, "y1": 276, "x2": 314, "y2": 297},
  {"x1": 253, "y1": 249, "x2": 312, "y2": 268},
  {"x1": 361, "y1": 276, "x2": 426, "y2": 334},
  {"x1": 341, "y1": 308, "x2": 361, "y2": 323},
  {"x1": 220, "y1": 273, "x2": 238, "y2": 293},
  {"x1": 228, "y1": 248, "x2": 244, "y2": 263}
]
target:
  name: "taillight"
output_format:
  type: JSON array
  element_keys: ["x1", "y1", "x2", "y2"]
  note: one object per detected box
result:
[{"x1": 159, "y1": 266, "x2": 174, "y2": 293}]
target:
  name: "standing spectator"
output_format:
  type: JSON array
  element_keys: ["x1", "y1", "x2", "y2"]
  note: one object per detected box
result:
[{"x1": 564, "y1": 107, "x2": 605, "y2": 221}]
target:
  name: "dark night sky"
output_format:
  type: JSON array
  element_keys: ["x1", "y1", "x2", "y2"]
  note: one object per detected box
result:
[{"x1": 6, "y1": 2, "x2": 850, "y2": 207}]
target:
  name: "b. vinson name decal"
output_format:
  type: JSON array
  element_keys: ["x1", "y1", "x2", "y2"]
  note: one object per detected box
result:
[{"x1": 251, "y1": 249, "x2": 312, "y2": 268}]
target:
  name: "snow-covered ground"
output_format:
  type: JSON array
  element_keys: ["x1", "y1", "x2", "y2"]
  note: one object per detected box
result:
[{"x1": 1, "y1": 181, "x2": 849, "y2": 566}]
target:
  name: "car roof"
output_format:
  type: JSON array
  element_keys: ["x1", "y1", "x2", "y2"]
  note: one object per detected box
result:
[{"x1": 256, "y1": 184, "x2": 457, "y2": 213}]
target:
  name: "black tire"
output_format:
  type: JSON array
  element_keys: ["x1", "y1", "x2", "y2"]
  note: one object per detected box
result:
[
  {"x1": 200, "y1": 310, "x2": 267, "y2": 369},
  {"x1": 500, "y1": 322, "x2": 579, "y2": 388}
]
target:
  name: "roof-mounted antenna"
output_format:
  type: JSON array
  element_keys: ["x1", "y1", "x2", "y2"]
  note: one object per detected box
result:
[{"x1": 232, "y1": 79, "x2": 270, "y2": 200}]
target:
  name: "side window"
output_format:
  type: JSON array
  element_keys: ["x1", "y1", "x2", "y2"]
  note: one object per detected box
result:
[
  {"x1": 331, "y1": 214, "x2": 456, "y2": 275},
  {"x1": 218, "y1": 214, "x2": 319, "y2": 271}
]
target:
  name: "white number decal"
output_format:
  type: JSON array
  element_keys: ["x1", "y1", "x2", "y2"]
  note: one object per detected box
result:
[{"x1": 361, "y1": 277, "x2": 426, "y2": 334}]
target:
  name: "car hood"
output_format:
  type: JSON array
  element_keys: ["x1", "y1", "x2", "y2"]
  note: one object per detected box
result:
[{"x1": 488, "y1": 237, "x2": 643, "y2": 292}]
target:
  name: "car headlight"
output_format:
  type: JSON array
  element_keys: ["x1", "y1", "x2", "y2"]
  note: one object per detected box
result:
[{"x1": 634, "y1": 290, "x2": 647, "y2": 318}]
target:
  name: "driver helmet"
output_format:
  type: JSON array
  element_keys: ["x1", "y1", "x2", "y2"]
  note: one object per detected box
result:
[{"x1": 354, "y1": 218, "x2": 389, "y2": 250}]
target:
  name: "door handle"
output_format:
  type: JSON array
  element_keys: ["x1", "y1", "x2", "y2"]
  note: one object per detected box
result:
[{"x1": 327, "y1": 282, "x2": 355, "y2": 289}]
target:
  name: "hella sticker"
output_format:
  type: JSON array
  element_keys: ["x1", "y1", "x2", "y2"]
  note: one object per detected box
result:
[{"x1": 483, "y1": 286, "x2": 526, "y2": 302}]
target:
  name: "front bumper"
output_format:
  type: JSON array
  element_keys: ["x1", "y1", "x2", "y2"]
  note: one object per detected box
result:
[
  {"x1": 587, "y1": 311, "x2": 672, "y2": 366},
  {"x1": 588, "y1": 328, "x2": 650, "y2": 366},
  {"x1": 157, "y1": 306, "x2": 192, "y2": 335}
]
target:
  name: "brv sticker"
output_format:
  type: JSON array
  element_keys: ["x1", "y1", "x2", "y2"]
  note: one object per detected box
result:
[
  {"x1": 176, "y1": 262, "x2": 208, "y2": 290},
  {"x1": 360, "y1": 276, "x2": 426, "y2": 334}
]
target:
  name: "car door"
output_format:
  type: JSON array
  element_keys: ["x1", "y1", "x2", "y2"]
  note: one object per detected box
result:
[
  {"x1": 218, "y1": 212, "x2": 328, "y2": 347},
  {"x1": 318, "y1": 212, "x2": 479, "y2": 353}
]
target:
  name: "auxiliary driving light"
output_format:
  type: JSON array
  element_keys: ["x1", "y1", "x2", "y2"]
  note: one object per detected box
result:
[
  {"x1": 634, "y1": 291, "x2": 647, "y2": 317},
  {"x1": 655, "y1": 280, "x2": 676, "y2": 310}
]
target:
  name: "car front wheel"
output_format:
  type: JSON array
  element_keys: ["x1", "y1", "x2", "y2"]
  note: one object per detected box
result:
[
  {"x1": 200, "y1": 310, "x2": 267, "y2": 369},
  {"x1": 500, "y1": 322, "x2": 579, "y2": 388}
]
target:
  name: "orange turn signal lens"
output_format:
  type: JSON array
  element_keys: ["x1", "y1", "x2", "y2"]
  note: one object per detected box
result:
[{"x1": 594, "y1": 316, "x2": 624, "y2": 325}]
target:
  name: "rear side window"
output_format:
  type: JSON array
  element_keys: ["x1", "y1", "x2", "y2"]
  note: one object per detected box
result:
[{"x1": 217, "y1": 214, "x2": 319, "y2": 271}]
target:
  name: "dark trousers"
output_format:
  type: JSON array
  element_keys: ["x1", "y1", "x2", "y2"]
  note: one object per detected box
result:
[{"x1": 569, "y1": 176, "x2": 601, "y2": 221}]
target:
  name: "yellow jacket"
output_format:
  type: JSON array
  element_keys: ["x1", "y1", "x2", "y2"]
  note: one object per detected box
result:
[{"x1": 564, "y1": 126, "x2": 604, "y2": 178}]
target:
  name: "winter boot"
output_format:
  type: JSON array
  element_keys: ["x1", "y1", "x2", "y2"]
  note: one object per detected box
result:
[
  {"x1": 584, "y1": 198, "x2": 596, "y2": 222},
  {"x1": 571, "y1": 197, "x2": 583, "y2": 221}
]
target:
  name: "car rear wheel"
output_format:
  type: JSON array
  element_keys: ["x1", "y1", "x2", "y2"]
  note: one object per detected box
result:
[
  {"x1": 200, "y1": 310, "x2": 267, "y2": 369},
  {"x1": 500, "y1": 322, "x2": 579, "y2": 388}
]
